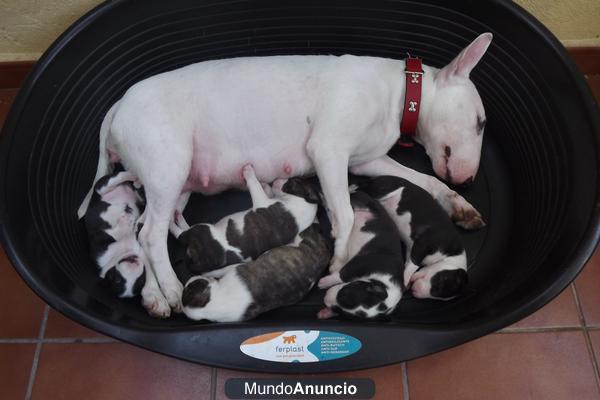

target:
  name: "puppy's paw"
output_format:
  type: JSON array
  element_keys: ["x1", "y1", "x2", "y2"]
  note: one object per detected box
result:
[
  {"x1": 444, "y1": 191, "x2": 486, "y2": 230},
  {"x1": 241, "y1": 164, "x2": 256, "y2": 182},
  {"x1": 403, "y1": 262, "x2": 420, "y2": 288},
  {"x1": 142, "y1": 288, "x2": 171, "y2": 318},
  {"x1": 317, "y1": 307, "x2": 338, "y2": 319},
  {"x1": 328, "y1": 258, "x2": 344, "y2": 273},
  {"x1": 162, "y1": 280, "x2": 184, "y2": 313},
  {"x1": 318, "y1": 273, "x2": 341, "y2": 289}
]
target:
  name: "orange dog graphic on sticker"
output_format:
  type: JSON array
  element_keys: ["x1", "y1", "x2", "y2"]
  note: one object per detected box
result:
[{"x1": 282, "y1": 335, "x2": 297, "y2": 344}]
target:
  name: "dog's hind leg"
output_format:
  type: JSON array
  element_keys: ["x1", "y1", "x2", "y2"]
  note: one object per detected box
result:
[
  {"x1": 138, "y1": 250, "x2": 171, "y2": 318},
  {"x1": 140, "y1": 194, "x2": 185, "y2": 312},
  {"x1": 134, "y1": 147, "x2": 191, "y2": 313}
]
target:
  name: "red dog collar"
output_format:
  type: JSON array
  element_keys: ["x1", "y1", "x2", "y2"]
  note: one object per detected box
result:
[{"x1": 398, "y1": 57, "x2": 423, "y2": 148}]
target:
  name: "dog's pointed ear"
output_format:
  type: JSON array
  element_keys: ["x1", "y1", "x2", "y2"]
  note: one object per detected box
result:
[{"x1": 436, "y1": 32, "x2": 493, "y2": 82}]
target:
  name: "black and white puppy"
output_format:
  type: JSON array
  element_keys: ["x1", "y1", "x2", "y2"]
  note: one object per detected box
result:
[
  {"x1": 181, "y1": 224, "x2": 331, "y2": 322},
  {"x1": 169, "y1": 164, "x2": 320, "y2": 274},
  {"x1": 84, "y1": 169, "x2": 147, "y2": 297},
  {"x1": 317, "y1": 191, "x2": 405, "y2": 319},
  {"x1": 355, "y1": 175, "x2": 468, "y2": 300}
]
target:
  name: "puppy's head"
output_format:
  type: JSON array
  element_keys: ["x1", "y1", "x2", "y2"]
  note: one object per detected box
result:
[
  {"x1": 271, "y1": 178, "x2": 321, "y2": 204},
  {"x1": 410, "y1": 267, "x2": 468, "y2": 300},
  {"x1": 179, "y1": 225, "x2": 232, "y2": 273},
  {"x1": 103, "y1": 255, "x2": 146, "y2": 298},
  {"x1": 182, "y1": 277, "x2": 214, "y2": 319},
  {"x1": 322, "y1": 278, "x2": 401, "y2": 319}
]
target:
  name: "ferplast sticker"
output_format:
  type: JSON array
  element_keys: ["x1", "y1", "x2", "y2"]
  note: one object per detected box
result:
[{"x1": 240, "y1": 330, "x2": 361, "y2": 363}]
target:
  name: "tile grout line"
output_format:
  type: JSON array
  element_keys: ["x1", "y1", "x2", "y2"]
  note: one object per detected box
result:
[
  {"x1": 571, "y1": 284, "x2": 600, "y2": 392},
  {"x1": 24, "y1": 305, "x2": 49, "y2": 400},
  {"x1": 0, "y1": 338, "x2": 118, "y2": 344},
  {"x1": 210, "y1": 368, "x2": 217, "y2": 400},
  {"x1": 40, "y1": 338, "x2": 117, "y2": 344},
  {"x1": 571, "y1": 284, "x2": 587, "y2": 326},
  {"x1": 401, "y1": 362, "x2": 410, "y2": 400}
]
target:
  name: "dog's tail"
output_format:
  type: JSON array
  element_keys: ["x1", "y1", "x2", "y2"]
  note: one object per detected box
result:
[{"x1": 77, "y1": 101, "x2": 121, "y2": 219}]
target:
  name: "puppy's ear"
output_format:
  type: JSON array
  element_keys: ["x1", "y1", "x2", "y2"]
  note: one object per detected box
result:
[
  {"x1": 366, "y1": 281, "x2": 388, "y2": 301},
  {"x1": 304, "y1": 183, "x2": 321, "y2": 204},
  {"x1": 182, "y1": 278, "x2": 211, "y2": 308},
  {"x1": 178, "y1": 230, "x2": 190, "y2": 245},
  {"x1": 132, "y1": 268, "x2": 146, "y2": 296},
  {"x1": 103, "y1": 266, "x2": 126, "y2": 297}
]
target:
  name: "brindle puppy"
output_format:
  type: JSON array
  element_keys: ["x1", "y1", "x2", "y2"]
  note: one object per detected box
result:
[{"x1": 181, "y1": 224, "x2": 332, "y2": 322}]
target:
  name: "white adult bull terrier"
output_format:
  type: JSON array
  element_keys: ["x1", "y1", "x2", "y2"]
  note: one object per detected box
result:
[{"x1": 78, "y1": 33, "x2": 492, "y2": 317}]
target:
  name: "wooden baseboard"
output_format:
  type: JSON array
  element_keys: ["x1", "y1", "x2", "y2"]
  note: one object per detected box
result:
[{"x1": 0, "y1": 47, "x2": 598, "y2": 89}]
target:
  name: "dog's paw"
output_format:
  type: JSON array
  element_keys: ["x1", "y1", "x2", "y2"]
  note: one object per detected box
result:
[
  {"x1": 317, "y1": 307, "x2": 337, "y2": 320},
  {"x1": 142, "y1": 288, "x2": 171, "y2": 318},
  {"x1": 318, "y1": 273, "x2": 341, "y2": 289},
  {"x1": 445, "y1": 191, "x2": 486, "y2": 230},
  {"x1": 161, "y1": 280, "x2": 184, "y2": 313}
]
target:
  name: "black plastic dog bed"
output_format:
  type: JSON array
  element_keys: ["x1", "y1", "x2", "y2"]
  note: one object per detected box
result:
[{"x1": 1, "y1": 0, "x2": 599, "y2": 372}]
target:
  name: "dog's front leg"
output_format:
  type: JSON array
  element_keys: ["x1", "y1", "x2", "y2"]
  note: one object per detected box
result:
[
  {"x1": 308, "y1": 146, "x2": 354, "y2": 272},
  {"x1": 350, "y1": 155, "x2": 485, "y2": 229}
]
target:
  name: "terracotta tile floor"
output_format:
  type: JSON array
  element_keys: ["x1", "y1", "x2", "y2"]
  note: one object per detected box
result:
[{"x1": 0, "y1": 75, "x2": 599, "y2": 399}]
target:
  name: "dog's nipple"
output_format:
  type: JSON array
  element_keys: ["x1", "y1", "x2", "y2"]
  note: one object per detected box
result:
[{"x1": 201, "y1": 174, "x2": 210, "y2": 188}]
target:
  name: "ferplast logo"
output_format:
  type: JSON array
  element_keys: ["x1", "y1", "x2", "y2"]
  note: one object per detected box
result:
[
  {"x1": 240, "y1": 331, "x2": 362, "y2": 363},
  {"x1": 275, "y1": 335, "x2": 304, "y2": 354}
]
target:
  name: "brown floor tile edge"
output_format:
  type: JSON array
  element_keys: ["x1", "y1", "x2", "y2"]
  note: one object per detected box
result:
[
  {"x1": 0, "y1": 47, "x2": 598, "y2": 89},
  {"x1": 0, "y1": 61, "x2": 34, "y2": 89},
  {"x1": 569, "y1": 47, "x2": 600, "y2": 75}
]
